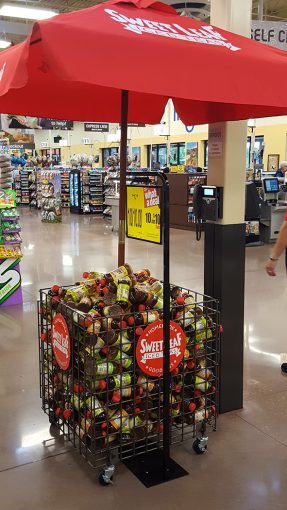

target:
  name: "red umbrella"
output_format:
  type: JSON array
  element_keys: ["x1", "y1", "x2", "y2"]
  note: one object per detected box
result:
[{"x1": 1, "y1": 0, "x2": 287, "y2": 262}]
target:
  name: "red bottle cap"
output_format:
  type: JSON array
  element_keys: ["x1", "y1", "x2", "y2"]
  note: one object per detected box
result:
[
  {"x1": 159, "y1": 424, "x2": 164, "y2": 433},
  {"x1": 101, "y1": 430, "x2": 107, "y2": 437},
  {"x1": 101, "y1": 422, "x2": 107, "y2": 429},
  {"x1": 82, "y1": 272, "x2": 89, "y2": 279},
  {"x1": 73, "y1": 383, "x2": 84, "y2": 393},
  {"x1": 102, "y1": 287, "x2": 109, "y2": 295},
  {"x1": 52, "y1": 295, "x2": 61, "y2": 304},
  {"x1": 55, "y1": 407, "x2": 61, "y2": 417},
  {"x1": 101, "y1": 346, "x2": 110, "y2": 355},
  {"x1": 135, "y1": 396, "x2": 141, "y2": 405},
  {"x1": 120, "y1": 320, "x2": 127, "y2": 329},
  {"x1": 99, "y1": 279, "x2": 106, "y2": 286},
  {"x1": 135, "y1": 407, "x2": 141, "y2": 414},
  {"x1": 219, "y1": 325, "x2": 224, "y2": 334},
  {"x1": 176, "y1": 296, "x2": 184, "y2": 305},
  {"x1": 98, "y1": 301, "x2": 105, "y2": 308},
  {"x1": 175, "y1": 312, "x2": 182, "y2": 319},
  {"x1": 112, "y1": 392, "x2": 121, "y2": 403},
  {"x1": 195, "y1": 343, "x2": 202, "y2": 351},
  {"x1": 86, "y1": 410, "x2": 91, "y2": 419},
  {"x1": 51, "y1": 285, "x2": 60, "y2": 294},
  {"x1": 137, "y1": 386, "x2": 144, "y2": 396},
  {"x1": 175, "y1": 384, "x2": 181, "y2": 393},
  {"x1": 128, "y1": 316, "x2": 135, "y2": 326},
  {"x1": 40, "y1": 332, "x2": 47, "y2": 342},
  {"x1": 63, "y1": 409, "x2": 72, "y2": 420},
  {"x1": 211, "y1": 385, "x2": 216, "y2": 393},
  {"x1": 138, "y1": 304, "x2": 146, "y2": 312},
  {"x1": 85, "y1": 317, "x2": 93, "y2": 328},
  {"x1": 188, "y1": 402, "x2": 196, "y2": 413},
  {"x1": 187, "y1": 360, "x2": 195, "y2": 370},
  {"x1": 194, "y1": 389, "x2": 202, "y2": 397},
  {"x1": 135, "y1": 327, "x2": 144, "y2": 336},
  {"x1": 98, "y1": 380, "x2": 107, "y2": 390}
]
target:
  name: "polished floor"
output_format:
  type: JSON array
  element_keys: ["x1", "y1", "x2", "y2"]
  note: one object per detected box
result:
[{"x1": 1, "y1": 208, "x2": 287, "y2": 509}]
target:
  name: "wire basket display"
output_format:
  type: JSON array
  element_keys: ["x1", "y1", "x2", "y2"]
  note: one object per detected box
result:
[{"x1": 38, "y1": 274, "x2": 219, "y2": 482}]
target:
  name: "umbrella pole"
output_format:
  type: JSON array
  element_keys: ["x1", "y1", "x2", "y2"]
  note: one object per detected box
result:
[{"x1": 118, "y1": 89, "x2": 129, "y2": 267}]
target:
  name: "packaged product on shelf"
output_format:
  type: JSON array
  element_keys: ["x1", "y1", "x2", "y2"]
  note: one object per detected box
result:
[
  {"x1": 41, "y1": 170, "x2": 62, "y2": 223},
  {"x1": 39, "y1": 263, "x2": 219, "y2": 468}
]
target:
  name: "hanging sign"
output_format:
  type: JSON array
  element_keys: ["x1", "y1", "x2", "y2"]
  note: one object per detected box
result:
[
  {"x1": 126, "y1": 186, "x2": 161, "y2": 244},
  {"x1": 41, "y1": 119, "x2": 74, "y2": 130},
  {"x1": 0, "y1": 258, "x2": 22, "y2": 306},
  {"x1": 251, "y1": 21, "x2": 287, "y2": 50},
  {"x1": 208, "y1": 125, "x2": 223, "y2": 159},
  {"x1": 136, "y1": 320, "x2": 186, "y2": 377},
  {"x1": 52, "y1": 314, "x2": 71, "y2": 370},
  {"x1": 84, "y1": 123, "x2": 109, "y2": 132},
  {"x1": 128, "y1": 123, "x2": 146, "y2": 127}
]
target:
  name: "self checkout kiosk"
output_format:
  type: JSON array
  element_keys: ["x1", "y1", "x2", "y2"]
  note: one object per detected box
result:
[{"x1": 260, "y1": 177, "x2": 286, "y2": 243}]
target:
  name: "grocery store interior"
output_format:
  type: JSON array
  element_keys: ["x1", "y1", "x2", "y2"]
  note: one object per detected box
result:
[{"x1": 1, "y1": 0, "x2": 287, "y2": 509}]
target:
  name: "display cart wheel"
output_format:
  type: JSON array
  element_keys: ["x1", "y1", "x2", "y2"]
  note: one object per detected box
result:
[
  {"x1": 98, "y1": 465, "x2": 115, "y2": 486},
  {"x1": 193, "y1": 437, "x2": 208, "y2": 455},
  {"x1": 48, "y1": 411, "x2": 58, "y2": 426}
]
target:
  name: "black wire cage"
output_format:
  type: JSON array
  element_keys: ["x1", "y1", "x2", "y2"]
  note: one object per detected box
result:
[{"x1": 38, "y1": 282, "x2": 220, "y2": 484}]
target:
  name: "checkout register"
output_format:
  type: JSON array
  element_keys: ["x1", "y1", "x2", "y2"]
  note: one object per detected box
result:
[{"x1": 260, "y1": 177, "x2": 287, "y2": 243}]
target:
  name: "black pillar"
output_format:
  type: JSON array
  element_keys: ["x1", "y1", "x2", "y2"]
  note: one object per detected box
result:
[{"x1": 204, "y1": 222, "x2": 245, "y2": 413}]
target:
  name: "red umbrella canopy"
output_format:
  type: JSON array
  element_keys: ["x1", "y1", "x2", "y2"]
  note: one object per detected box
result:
[{"x1": 0, "y1": 0, "x2": 287, "y2": 124}]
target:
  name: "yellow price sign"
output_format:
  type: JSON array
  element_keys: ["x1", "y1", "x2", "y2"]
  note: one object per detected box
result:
[{"x1": 126, "y1": 186, "x2": 161, "y2": 244}]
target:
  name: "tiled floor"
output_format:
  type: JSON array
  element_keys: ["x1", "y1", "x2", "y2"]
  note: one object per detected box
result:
[{"x1": 1, "y1": 208, "x2": 287, "y2": 509}]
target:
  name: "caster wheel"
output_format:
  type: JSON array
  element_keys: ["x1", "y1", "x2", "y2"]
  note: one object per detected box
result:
[
  {"x1": 49, "y1": 411, "x2": 57, "y2": 426},
  {"x1": 98, "y1": 465, "x2": 115, "y2": 486},
  {"x1": 99, "y1": 473, "x2": 113, "y2": 486},
  {"x1": 193, "y1": 438, "x2": 207, "y2": 455}
]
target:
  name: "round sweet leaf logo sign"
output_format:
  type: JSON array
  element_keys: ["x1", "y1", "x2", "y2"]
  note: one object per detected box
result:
[
  {"x1": 136, "y1": 320, "x2": 186, "y2": 377},
  {"x1": 52, "y1": 314, "x2": 71, "y2": 371}
]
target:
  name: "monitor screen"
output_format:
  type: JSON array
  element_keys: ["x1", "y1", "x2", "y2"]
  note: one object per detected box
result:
[
  {"x1": 203, "y1": 187, "x2": 216, "y2": 197},
  {"x1": 263, "y1": 178, "x2": 279, "y2": 193}
]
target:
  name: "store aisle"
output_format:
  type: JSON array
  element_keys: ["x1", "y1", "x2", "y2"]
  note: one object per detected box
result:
[{"x1": 1, "y1": 209, "x2": 287, "y2": 509}]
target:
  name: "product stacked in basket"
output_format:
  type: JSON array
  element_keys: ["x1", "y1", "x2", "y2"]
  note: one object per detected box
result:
[
  {"x1": 39, "y1": 264, "x2": 219, "y2": 468},
  {"x1": 0, "y1": 154, "x2": 13, "y2": 189}
]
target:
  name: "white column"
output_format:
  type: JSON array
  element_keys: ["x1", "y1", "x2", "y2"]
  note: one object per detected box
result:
[{"x1": 208, "y1": 0, "x2": 252, "y2": 225}]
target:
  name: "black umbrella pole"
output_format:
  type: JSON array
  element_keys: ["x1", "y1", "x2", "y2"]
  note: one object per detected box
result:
[{"x1": 118, "y1": 89, "x2": 129, "y2": 267}]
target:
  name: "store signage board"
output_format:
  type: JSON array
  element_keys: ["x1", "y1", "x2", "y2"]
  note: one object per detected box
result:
[
  {"x1": 84, "y1": 123, "x2": 109, "y2": 132},
  {"x1": 41, "y1": 119, "x2": 74, "y2": 130},
  {"x1": 208, "y1": 125, "x2": 223, "y2": 159},
  {"x1": 251, "y1": 21, "x2": 287, "y2": 50},
  {"x1": 128, "y1": 123, "x2": 146, "y2": 127},
  {"x1": 9, "y1": 143, "x2": 35, "y2": 150},
  {"x1": 126, "y1": 186, "x2": 162, "y2": 244},
  {"x1": 0, "y1": 258, "x2": 22, "y2": 306}
]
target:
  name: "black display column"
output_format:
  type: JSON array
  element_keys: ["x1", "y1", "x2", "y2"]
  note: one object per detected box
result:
[{"x1": 204, "y1": 222, "x2": 246, "y2": 413}]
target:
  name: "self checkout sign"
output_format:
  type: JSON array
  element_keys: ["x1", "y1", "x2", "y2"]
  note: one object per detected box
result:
[{"x1": 126, "y1": 186, "x2": 162, "y2": 244}]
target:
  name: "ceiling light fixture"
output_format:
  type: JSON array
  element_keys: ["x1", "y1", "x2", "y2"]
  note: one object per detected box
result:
[
  {"x1": 0, "y1": 39, "x2": 11, "y2": 48},
  {"x1": 0, "y1": 4, "x2": 57, "y2": 20}
]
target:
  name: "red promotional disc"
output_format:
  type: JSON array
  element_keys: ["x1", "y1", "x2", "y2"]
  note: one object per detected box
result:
[
  {"x1": 51, "y1": 314, "x2": 71, "y2": 371},
  {"x1": 136, "y1": 320, "x2": 186, "y2": 377}
]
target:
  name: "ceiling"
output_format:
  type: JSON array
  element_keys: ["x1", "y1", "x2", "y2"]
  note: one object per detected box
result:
[{"x1": 0, "y1": 0, "x2": 287, "y2": 46}]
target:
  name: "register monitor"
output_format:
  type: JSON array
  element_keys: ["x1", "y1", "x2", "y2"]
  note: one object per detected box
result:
[{"x1": 262, "y1": 177, "x2": 279, "y2": 203}]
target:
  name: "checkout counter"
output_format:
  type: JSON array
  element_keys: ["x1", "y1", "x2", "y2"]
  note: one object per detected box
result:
[{"x1": 260, "y1": 177, "x2": 287, "y2": 243}]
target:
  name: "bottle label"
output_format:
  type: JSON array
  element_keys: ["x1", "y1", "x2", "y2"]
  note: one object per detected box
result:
[
  {"x1": 84, "y1": 338, "x2": 105, "y2": 358},
  {"x1": 117, "y1": 283, "x2": 130, "y2": 303},
  {"x1": 110, "y1": 266, "x2": 128, "y2": 282},
  {"x1": 120, "y1": 387, "x2": 132, "y2": 397},
  {"x1": 109, "y1": 409, "x2": 129, "y2": 430},
  {"x1": 96, "y1": 362, "x2": 114, "y2": 375},
  {"x1": 86, "y1": 396, "x2": 105, "y2": 418},
  {"x1": 72, "y1": 395, "x2": 82, "y2": 411},
  {"x1": 137, "y1": 374, "x2": 155, "y2": 392},
  {"x1": 115, "y1": 334, "x2": 132, "y2": 353},
  {"x1": 114, "y1": 351, "x2": 132, "y2": 369},
  {"x1": 113, "y1": 373, "x2": 132, "y2": 388},
  {"x1": 179, "y1": 310, "x2": 195, "y2": 327}
]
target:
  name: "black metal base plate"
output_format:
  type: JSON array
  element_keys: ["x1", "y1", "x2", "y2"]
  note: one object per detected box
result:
[{"x1": 123, "y1": 450, "x2": 188, "y2": 487}]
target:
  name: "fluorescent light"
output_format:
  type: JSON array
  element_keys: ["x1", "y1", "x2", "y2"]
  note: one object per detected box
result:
[
  {"x1": 0, "y1": 4, "x2": 57, "y2": 20},
  {"x1": 0, "y1": 39, "x2": 11, "y2": 48}
]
